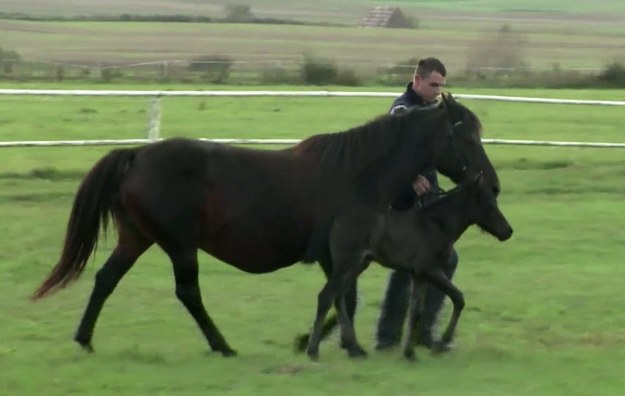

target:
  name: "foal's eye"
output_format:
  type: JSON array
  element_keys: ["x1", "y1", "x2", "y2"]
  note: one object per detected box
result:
[{"x1": 492, "y1": 186, "x2": 500, "y2": 197}]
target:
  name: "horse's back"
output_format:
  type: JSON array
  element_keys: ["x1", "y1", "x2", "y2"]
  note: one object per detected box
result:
[{"x1": 117, "y1": 138, "x2": 350, "y2": 272}]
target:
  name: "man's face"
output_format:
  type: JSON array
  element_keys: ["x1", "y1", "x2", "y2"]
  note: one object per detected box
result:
[{"x1": 413, "y1": 71, "x2": 445, "y2": 102}]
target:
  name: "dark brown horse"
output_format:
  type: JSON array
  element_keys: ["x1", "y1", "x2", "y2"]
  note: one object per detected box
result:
[{"x1": 32, "y1": 93, "x2": 498, "y2": 356}]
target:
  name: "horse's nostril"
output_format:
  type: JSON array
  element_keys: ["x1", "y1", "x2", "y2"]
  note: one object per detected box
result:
[{"x1": 503, "y1": 227, "x2": 513, "y2": 240}]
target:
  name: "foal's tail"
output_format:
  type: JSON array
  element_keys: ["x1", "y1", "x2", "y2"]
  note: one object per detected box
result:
[{"x1": 31, "y1": 147, "x2": 138, "y2": 300}]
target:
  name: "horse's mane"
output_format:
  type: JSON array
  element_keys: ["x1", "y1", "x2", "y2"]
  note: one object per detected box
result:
[
  {"x1": 292, "y1": 107, "x2": 440, "y2": 176},
  {"x1": 455, "y1": 100, "x2": 483, "y2": 137}
]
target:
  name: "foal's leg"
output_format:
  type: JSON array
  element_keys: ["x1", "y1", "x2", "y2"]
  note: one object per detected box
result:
[
  {"x1": 335, "y1": 283, "x2": 367, "y2": 358},
  {"x1": 294, "y1": 258, "x2": 359, "y2": 352},
  {"x1": 402, "y1": 273, "x2": 427, "y2": 362},
  {"x1": 425, "y1": 269, "x2": 465, "y2": 353},
  {"x1": 166, "y1": 247, "x2": 236, "y2": 357},
  {"x1": 74, "y1": 227, "x2": 152, "y2": 352},
  {"x1": 306, "y1": 276, "x2": 342, "y2": 360},
  {"x1": 334, "y1": 257, "x2": 370, "y2": 358}
]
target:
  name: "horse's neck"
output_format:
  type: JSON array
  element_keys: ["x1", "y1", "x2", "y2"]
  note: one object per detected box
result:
[
  {"x1": 358, "y1": 126, "x2": 432, "y2": 206},
  {"x1": 421, "y1": 194, "x2": 473, "y2": 243},
  {"x1": 293, "y1": 112, "x2": 435, "y2": 207}
]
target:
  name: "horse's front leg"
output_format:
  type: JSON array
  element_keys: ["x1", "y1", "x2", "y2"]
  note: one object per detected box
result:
[
  {"x1": 167, "y1": 248, "x2": 236, "y2": 357},
  {"x1": 425, "y1": 268, "x2": 465, "y2": 353}
]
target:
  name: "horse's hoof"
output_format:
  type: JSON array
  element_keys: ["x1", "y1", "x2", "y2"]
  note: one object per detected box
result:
[
  {"x1": 220, "y1": 348, "x2": 238, "y2": 357},
  {"x1": 293, "y1": 334, "x2": 309, "y2": 353},
  {"x1": 403, "y1": 349, "x2": 418, "y2": 362},
  {"x1": 348, "y1": 347, "x2": 368, "y2": 359}
]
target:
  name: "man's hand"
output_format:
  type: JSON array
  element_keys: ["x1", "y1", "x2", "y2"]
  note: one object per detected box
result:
[{"x1": 413, "y1": 175, "x2": 431, "y2": 196}]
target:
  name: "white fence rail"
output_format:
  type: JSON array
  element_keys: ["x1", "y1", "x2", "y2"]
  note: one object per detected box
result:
[
  {"x1": 1, "y1": 89, "x2": 624, "y2": 149},
  {"x1": 3, "y1": 138, "x2": 625, "y2": 149}
]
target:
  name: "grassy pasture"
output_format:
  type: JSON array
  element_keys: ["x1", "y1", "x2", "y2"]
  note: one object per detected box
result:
[
  {"x1": 2, "y1": 0, "x2": 625, "y2": 81},
  {"x1": 1, "y1": 85, "x2": 625, "y2": 394},
  {"x1": 1, "y1": 18, "x2": 624, "y2": 73}
]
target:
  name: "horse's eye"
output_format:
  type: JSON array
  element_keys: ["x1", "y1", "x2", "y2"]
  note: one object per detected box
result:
[{"x1": 492, "y1": 186, "x2": 500, "y2": 197}]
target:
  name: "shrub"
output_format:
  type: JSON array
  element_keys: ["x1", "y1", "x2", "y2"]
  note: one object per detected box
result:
[
  {"x1": 224, "y1": 4, "x2": 254, "y2": 22},
  {"x1": 188, "y1": 55, "x2": 233, "y2": 83},
  {"x1": 300, "y1": 54, "x2": 337, "y2": 85},
  {"x1": 465, "y1": 24, "x2": 528, "y2": 78},
  {"x1": 597, "y1": 61, "x2": 625, "y2": 87},
  {"x1": 259, "y1": 65, "x2": 297, "y2": 84},
  {"x1": 0, "y1": 47, "x2": 21, "y2": 74}
]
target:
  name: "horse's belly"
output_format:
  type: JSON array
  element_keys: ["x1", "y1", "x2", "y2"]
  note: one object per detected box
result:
[{"x1": 199, "y1": 213, "x2": 312, "y2": 274}]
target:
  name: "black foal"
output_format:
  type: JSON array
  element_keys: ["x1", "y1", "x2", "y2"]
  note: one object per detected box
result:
[{"x1": 306, "y1": 173, "x2": 513, "y2": 361}]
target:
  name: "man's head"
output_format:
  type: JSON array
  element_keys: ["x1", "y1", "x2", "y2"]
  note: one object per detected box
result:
[{"x1": 412, "y1": 57, "x2": 446, "y2": 102}]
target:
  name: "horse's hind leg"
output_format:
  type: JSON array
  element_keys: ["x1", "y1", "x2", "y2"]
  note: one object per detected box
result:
[
  {"x1": 166, "y1": 248, "x2": 236, "y2": 357},
  {"x1": 425, "y1": 269, "x2": 465, "y2": 353},
  {"x1": 74, "y1": 226, "x2": 152, "y2": 352}
]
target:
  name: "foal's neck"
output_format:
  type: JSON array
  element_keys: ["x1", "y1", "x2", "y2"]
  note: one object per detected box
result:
[{"x1": 421, "y1": 193, "x2": 473, "y2": 243}]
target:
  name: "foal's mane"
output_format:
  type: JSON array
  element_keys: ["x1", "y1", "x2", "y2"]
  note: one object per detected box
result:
[{"x1": 292, "y1": 106, "x2": 442, "y2": 176}]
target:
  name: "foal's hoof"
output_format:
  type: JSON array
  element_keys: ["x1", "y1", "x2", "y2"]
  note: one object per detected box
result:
[
  {"x1": 306, "y1": 349, "x2": 319, "y2": 361},
  {"x1": 74, "y1": 337, "x2": 94, "y2": 353},
  {"x1": 431, "y1": 341, "x2": 453, "y2": 355},
  {"x1": 347, "y1": 347, "x2": 368, "y2": 359},
  {"x1": 293, "y1": 334, "x2": 310, "y2": 353}
]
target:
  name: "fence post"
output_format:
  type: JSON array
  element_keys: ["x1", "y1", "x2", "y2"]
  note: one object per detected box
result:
[{"x1": 147, "y1": 95, "x2": 162, "y2": 141}]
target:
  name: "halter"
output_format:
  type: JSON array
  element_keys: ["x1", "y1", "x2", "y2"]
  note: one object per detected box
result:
[
  {"x1": 417, "y1": 185, "x2": 462, "y2": 210},
  {"x1": 418, "y1": 169, "x2": 484, "y2": 210},
  {"x1": 441, "y1": 119, "x2": 468, "y2": 175}
]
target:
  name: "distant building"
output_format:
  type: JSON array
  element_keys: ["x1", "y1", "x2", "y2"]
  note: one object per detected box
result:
[{"x1": 360, "y1": 6, "x2": 413, "y2": 29}]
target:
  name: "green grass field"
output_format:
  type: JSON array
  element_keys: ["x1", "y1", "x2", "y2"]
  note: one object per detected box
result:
[{"x1": 1, "y1": 84, "x2": 625, "y2": 394}]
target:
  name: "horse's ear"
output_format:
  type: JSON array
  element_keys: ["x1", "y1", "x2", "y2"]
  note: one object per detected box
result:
[
  {"x1": 440, "y1": 92, "x2": 450, "y2": 108},
  {"x1": 441, "y1": 92, "x2": 463, "y2": 122},
  {"x1": 447, "y1": 92, "x2": 457, "y2": 104}
]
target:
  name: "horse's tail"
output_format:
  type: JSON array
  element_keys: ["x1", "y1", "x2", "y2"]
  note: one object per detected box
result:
[{"x1": 31, "y1": 147, "x2": 138, "y2": 300}]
